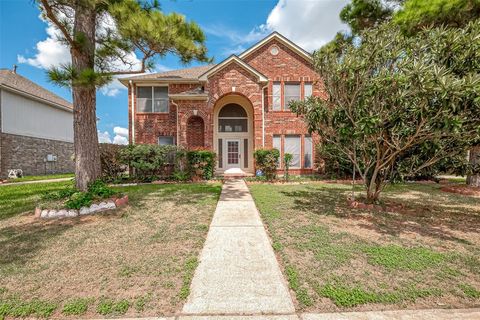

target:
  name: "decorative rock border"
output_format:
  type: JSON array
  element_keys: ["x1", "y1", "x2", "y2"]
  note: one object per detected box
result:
[{"x1": 34, "y1": 195, "x2": 129, "y2": 219}]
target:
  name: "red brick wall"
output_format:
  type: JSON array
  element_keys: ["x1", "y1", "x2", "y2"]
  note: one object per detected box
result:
[
  {"x1": 128, "y1": 37, "x2": 325, "y2": 173},
  {"x1": 186, "y1": 116, "x2": 205, "y2": 148}
]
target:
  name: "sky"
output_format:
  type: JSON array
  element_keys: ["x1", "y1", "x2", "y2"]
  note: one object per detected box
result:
[{"x1": 0, "y1": 0, "x2": 348, "y2": 144}]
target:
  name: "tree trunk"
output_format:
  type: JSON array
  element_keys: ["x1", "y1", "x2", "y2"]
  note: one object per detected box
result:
[
  {"x1": 467, "y1": 145, "x2": 480, "y2": 187},
  {"x1": 71, "y1": 3, "x2": 101, "y2": 191}
]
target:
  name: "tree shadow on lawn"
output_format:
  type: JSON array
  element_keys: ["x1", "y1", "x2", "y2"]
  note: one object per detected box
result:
[{"x1": 280, "y1": 187, "x2": 479, "y2": 245}]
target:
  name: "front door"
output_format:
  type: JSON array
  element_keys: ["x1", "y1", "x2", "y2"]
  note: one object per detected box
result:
[{"x1": 225, "y1": 139, "x2": 241, "y2": 169}]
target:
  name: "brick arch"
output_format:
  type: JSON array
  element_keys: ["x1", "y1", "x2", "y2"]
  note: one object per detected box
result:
[{"x1": 186, "y1": 116, "x2": 205, "y2": 149}]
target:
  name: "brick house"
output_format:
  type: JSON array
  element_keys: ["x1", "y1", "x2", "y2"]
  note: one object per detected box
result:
[
  {"x1": 120, "y1": 32, "x2": 323, "y2": 175},
  {"x1": 0, "y1": 68, "x2": 74, "y2": 177}
]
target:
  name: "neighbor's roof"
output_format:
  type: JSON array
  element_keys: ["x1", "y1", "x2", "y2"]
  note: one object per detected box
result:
[
  {"x1": 119, "y1": 65, "x2": 215, "y2": 84},
  {"x1": 0, "y1": 69, "x2": 72, "y2": 110}
]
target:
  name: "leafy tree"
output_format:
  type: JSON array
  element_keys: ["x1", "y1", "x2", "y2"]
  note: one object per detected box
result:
[
  {"x1": 37, "y1": 0, "x2": 209, "y2": 190},
  {"x1": 291, "y1": 22, "x2": 480, "y2": 202}
]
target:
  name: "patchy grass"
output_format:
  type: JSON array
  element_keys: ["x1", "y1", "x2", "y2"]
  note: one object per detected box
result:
[
  {"x1": 6, "y1": 173, "x2": 74, "y2": 183},
  {"x1": 0, "y1": 181, "x2": 73, "y2": 220},
  {"x1": 249, "y1": 182, "x2": 480, "y2": 312},
  {"x1": 0, "y1": 298, "x2": 57, "y2": 318},
  {"x1": 0, "y1": 182, "x2": 221, "y2": 318}
]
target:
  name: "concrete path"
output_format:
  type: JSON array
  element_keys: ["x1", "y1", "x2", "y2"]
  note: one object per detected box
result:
[{"x1": 182, "y1": 179, "x2": 295, "y2": 315}]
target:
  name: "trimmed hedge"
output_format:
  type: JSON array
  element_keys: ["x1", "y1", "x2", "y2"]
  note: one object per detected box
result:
[{"x1": 187, "y1": 150, "x2": 216, "y2": 180}]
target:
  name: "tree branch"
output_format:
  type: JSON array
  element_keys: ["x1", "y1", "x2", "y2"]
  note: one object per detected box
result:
[{"x1": 39, "y1": 0, "x2": 74, "y2": 46}]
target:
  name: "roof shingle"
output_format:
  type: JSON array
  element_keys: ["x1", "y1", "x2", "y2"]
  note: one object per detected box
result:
[
  {"x1": 0, "y1": 69, "x2": 72, "y2": 109},
  {"x1": 121, "y1": 65, "x2": 215, "y2": 81}
]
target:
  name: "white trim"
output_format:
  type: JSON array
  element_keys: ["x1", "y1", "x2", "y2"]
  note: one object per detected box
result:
[
  {"x1": 198, "y1": 56, "x2": 268, "y2": 83},
  {"x1": 169, "y1": 94, "x2": 208, "y2": 101},
  {"x1": 238, "y1": 32, "x2": 312, "y2": 62},
  {"x1": 119, "y1": 78, "x2": 201, "y2": 86},
  {"x1": 0, "y1": 84, "x2": 73, "y2": 113},
  {"x1": 261, "y1": 84, "x2": 268, "y2": 147},
  {"x1": 129, "y1": 80, "x2": 135, "y2": 144}
]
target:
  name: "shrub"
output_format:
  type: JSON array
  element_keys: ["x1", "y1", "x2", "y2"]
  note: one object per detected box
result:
[
  {"x1": 254, "y1": 149, "x2": 280, "y2": 181},
  {"x1": 284, "y1": 153, "x2": 293, "y2": 181},
  {"x1": 120, "y1": 144, "x2": 177, "y2": 181},
  {"x1": 99, "y1": 143, "x2": 127, "y2": 181},
  {"x1": 186, "y1": 150, "x2": 216, "y2": 180},
  {"x1": 62, "y1": 298, "x2": 90, "y2": 316}
]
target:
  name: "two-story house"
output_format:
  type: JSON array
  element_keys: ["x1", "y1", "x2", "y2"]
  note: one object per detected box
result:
[{"x1": 120, "y1": 32, "x2": 323, "y2": 175}]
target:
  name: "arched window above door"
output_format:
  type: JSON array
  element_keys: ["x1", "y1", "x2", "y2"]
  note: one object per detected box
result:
[{"x1": 218, "y1": 103, "x2": 248, "y2": 132}]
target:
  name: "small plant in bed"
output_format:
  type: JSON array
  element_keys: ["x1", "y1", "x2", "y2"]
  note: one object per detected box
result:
[{"x1": 42, "y1": 180, "x2": 118, "y2": 210}]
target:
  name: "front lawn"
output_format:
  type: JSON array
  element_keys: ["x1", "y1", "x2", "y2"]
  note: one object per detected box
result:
[
  {"x1": 5, "y1": 173, "x2": 74, "y2": 183},
  {"x1": 0, "y1": 182, "x2": 221, "y2": 318},
  {"x1": 0, "y1": 181, "x2": 73, "y2": 220},
  {"x1": 249, "y1": 181, "x2": 480, "y2": 312}
]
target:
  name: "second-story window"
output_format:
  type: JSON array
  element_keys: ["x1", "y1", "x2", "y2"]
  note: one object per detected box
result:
[
  {"x1": 284, "y1": 83, "x2": 301, "y2": 110},
  {"x1": 272, "y1": 82, "x2": 281, "y2": 111},
  {"x1": 137, "y1": 86, "x2": 169, "y2": 113},
  {"x1": 304, "y1": 83, "x2": 313, "y2": 99}
]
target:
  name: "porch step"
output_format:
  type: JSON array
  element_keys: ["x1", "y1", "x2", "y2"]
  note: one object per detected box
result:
[{"x1": 219, "y1": 168, "x2": 254, "y2": 179}]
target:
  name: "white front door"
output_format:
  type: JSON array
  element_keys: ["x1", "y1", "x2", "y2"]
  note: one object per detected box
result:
[{"x1": 225, "y1": 139, "x2": 241, "y2": 169}]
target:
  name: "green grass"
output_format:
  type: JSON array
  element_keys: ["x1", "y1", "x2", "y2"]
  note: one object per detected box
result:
[
  {"x1": 361, "y1": 245, "x2": 446, "y2": 270},
  {"x1": 96, "y1": 298, "x2": 129, "y2": 316},
  {"x1": 61, "y1": 298, "x2": 90, "y2": 316},
  {"x1": 0, "y1": 298, "x2": 57, "y2": 318},
  {"x1": 0, "y1": 181, "x2": 73, "y2": 220},
  {"x1": 179, "y1": 257, "x2": 199, "y2": 300},
  {"x1": 6, "y1": 173, "x2": 74, "y2": 183},
  {"x1": 249, "y1": 181, "x2": 480, "y2": 311}
]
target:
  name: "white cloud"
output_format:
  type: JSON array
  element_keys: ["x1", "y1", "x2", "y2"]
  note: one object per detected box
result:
[
  {"x1": 98, "y1": 131, "x2": 112, "y2": 143},
  {"x1": 113, "y1": 135, "x2": 128, "y2": 145},
  {"x1": 98, "y1": 128, "x2": 129, "y2": 145},
  {"x1": 113, "y1": 126, "x2": 128, "y2": 137},
  {"x1": 263, "y1": 0, "x2": 349, "y2": 52}
]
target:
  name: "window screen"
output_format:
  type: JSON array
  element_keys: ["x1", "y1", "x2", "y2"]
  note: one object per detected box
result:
[
  {"x1": 285, "y1": 135, "x2": 301, "y2": 168},
  {"x1": 218, "y1": 104, "x2": 248, "y2": 132},
  {"x1": 137, "y1": 87, "x2": 169, "y2": 113},
  {"x1": 158, "y1": 136, "x2": 174, "y2": 145},
  {"x1": 304, "y1": 135, "x2": 313, "y2": 168},
  {"x1": 273, "y1": 135, "x2": 282, "y2": 167},
  {"x1": 284, "y1": 83, "x2": 300, "y2": 109},
  {"x1": 304, "y1": 83, "x2": 313, "y2": 99},
  {"x1": 272, "y1": 82, "x2": 281, "y2": 111}
]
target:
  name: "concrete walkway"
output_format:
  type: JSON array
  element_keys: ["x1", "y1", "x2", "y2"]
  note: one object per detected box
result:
[{"x1": 182, "y1": 179, "x2": 295, "y2": 315}]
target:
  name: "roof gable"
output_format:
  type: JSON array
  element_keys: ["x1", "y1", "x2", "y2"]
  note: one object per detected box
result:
[
  {"x1": 198, "y1": 55, "x2": 268, "y2": 82},
  {"x1": 238, "y1": 32, "x2": 312, "y2": 62}
]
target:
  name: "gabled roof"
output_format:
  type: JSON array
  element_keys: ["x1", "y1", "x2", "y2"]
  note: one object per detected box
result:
[
  {"x1": 119, "y1": 65, "x2": 215, "y2": 85},
  {"x1": 198, "y1": 55, "x2": 268, "y2": 82},
  {"x1": 0, "y1": 69, "x2": 72, "y2": 110},
  {"x1": 238, "y1": 32, "x2": 312, "y2": 62}
]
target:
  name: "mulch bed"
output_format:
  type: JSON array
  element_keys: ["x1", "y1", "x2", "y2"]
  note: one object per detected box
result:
[{"x1": 441, "y1": 185, "x2": 480, "y2": 196}]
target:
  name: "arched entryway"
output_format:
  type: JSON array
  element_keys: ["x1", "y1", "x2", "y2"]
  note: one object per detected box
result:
[
  {"x1": 213, "y1": 94, "x2": 254, "y2": 174},
  {"x1": 187, "y1": 116, "x2": 205, "y2": 149}
]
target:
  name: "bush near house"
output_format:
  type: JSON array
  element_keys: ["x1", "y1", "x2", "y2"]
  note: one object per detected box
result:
[
  {"x1": 99, "y1": 143, "x2": 127, "y2": 181},
  {"x1": 186, "y1": 149, "x2": 216, "y2": 180},
  {"x1": 254, "y1": 149, "x2": 280, "y2": 181}
]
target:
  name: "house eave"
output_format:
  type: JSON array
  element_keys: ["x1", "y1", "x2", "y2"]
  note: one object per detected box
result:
[
  {"x1": 169, "y1": 94, "x2": 208, "y2": 101},
  {"x1": 198, "y1": 55, "x2": 269, "y2": 83},
  {"x1": 119, "y1": 78, "x2": 202, "y2": 87}
]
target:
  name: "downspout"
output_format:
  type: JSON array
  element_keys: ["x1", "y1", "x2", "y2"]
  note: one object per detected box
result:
[
  {"x1": 261, "y1": 83, "x2": 268, "y2": 147},
  {"x1": 171, "y1": 99, "x2": 180, "y2": 146},
  {"x1": 129, "y1": 80, "x2": 135, "y2": 144}
]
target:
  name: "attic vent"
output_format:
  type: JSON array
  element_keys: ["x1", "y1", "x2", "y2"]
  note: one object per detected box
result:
[{"x1": 270, "y1": 46, "x2": 279, "y2": 56}]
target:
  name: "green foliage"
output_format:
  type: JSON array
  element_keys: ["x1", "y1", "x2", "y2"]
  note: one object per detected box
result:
[
  {"x1": 0, "y1": 299, "x2": 57, "y2": 318},
  {"x1": 459, "y1": 284, "x2": 480, "y2": 299},
  {"x1": 186, "y1": 150, "x2": 216, "y2": 180},
  {"x1": 292, "y1": 21, "x2": 480, "y2": 201},
  {"x1": 96, "y1": 298, "x2": 129, "y2": 316},
  {"x1": 254, "y1": 149, "x2": 280, "y2": 181},
  {"x1": 283, "y1": 153, "x2": 293, "y2": 181},
  {"x1": 394, "y1": 0, "x2": 480, "y2": 34},
  {"x1": 62, "y1": 298, "x2": 90, "y2": 316},
  {"x1": 340, "y1": 0, "x2": 395, "y2": 34},
  {"x1": 99, "y1": 143, "x2": 127, "y2": 181},
  {"x1": 65, "y1": 191, "x2": 94, "y2": 210},
  {"x1": 361, "y1": 245, "x2": 445, "y2": 270},
  {"x1": 285, "y1": 265, "x2": 313, "y2": 307},
  {"x1": 179, "y1": 257, "x2": 199, "y2": 300},
  {"x1": 121, "y1": 144, "x2": 177, "y2": 181}
]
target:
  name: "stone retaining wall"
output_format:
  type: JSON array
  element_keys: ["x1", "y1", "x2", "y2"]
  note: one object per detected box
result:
[{"x1": 0, "y1": 133, "x2": 74, "y2": 178}]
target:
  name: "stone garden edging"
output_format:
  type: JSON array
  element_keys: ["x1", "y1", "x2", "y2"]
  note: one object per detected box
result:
[{"x1": 34, "y1": 195, "x2": 129, "y2": 219}]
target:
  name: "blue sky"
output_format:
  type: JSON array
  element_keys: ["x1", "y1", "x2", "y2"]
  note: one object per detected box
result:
[{"x1": 0, "y1": 0, "x2": 347, "y2": 144}]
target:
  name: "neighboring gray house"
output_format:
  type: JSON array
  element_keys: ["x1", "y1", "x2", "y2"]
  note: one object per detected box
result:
[{"x1": 0, "y1": 68, "x2": 74, "y2": 177}]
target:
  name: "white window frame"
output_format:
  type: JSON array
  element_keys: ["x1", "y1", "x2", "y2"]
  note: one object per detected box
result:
[
  {"x1": 272, "y1": 82, "x2": 281, "y2": 111},
  {"x1": 284, "y1": 135, "x2": 301, "y2": 169},
  {"x1": 136, "y1": 86, "x2": 169, "y2": 113},
  {"x1": 304, "y1": 83, "x2": 313, "y2": 100},
  {"x1": 284, "y1": 83, "x2": 301, "y2": 110}
]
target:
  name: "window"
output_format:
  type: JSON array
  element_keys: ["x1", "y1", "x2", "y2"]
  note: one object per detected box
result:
[
  {"x1": 304, "y1": 83, "x2": 313, "y2": 99},
  {"x1": 273, "y1": 135, "x2": 282, "y2": 167},
  {"x1": 158, "y1": 136, "x2": 174, "y2": 145},
  {"x1": 218, "y1": 104, "x2": 248, "y2": 132},
  {"x1": 137, "y1": 86, "x2": 169, "y2": 113},
  {"x1": 272, "y1": 82, "x2": 281, "y2": 111},
  {"x1": 284, "y1": 83, "x2": 301, "y2": 109},
  {"x1": 304, "y1": 135, "x2": 313, "y2": 168},
  {"x1": 285, "y1": 135, "x2": 301, "y2": 168}
]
